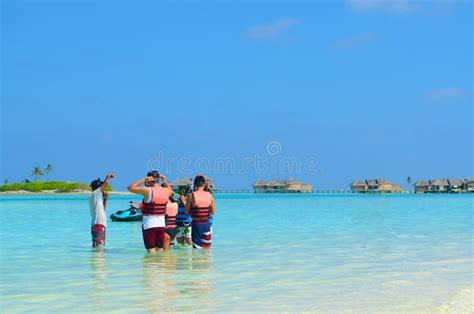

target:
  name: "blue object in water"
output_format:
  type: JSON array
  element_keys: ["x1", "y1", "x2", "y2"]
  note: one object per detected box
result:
[
  {"x1": 176, "y1": 204, "x2": 192, "y2": 225},
  {"x1": 110, "y1": 207, "x2": 142, "y2": 222}
]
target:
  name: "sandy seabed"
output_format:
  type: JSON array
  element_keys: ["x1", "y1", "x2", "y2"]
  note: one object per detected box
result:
[{"x1": 437, "y1": 288, "x2": 474, "y2": 314}]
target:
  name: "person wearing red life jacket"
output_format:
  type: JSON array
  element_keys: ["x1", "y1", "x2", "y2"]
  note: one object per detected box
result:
[
  {"x1": 185, "y1": 175, "x2": 216, "y2": 249},
  {"x1": 164, "y1": 194, "x2": 178, "y2": 251},
  {"x1": 127, "y1": 171, "x2": 174, "y2": 253}
]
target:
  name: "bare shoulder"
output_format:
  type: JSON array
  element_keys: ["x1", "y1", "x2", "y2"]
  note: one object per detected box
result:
[{"x1": 136, "y1": 187, "x2": 150, "y2": 198}]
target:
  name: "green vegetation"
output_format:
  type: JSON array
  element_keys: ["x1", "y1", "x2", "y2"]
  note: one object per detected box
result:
[
  {"x1": 31, "y1": 167, "x2": 44, "y2": 181},
  {"x1": 1, "y1": 163, "x2": 113, "y2": 193},
  {"x1": 44, "y1": 164, "x2": 53, "y2": 181},
  {"x1": 0, "y1": 181, "x2": 113, "y2": 193}
]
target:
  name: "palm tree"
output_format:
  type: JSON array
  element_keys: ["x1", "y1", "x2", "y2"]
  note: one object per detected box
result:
[
  {"x1": 44, "y1": 164, "x2": 53, "y2": 181},
  {"x1": 406, "y1": 177, "x2": 412, "y2": 185},
  {"x1": 31, "y1": 167, "x2": 44, "y2": 181},
  {"x1": 3, "y1": 179, "x2": 8, "y2": 185}
]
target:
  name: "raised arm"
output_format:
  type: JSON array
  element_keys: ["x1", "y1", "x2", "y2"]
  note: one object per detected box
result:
[
  {"x1": 100, "y1": 173, "x2": 114, "y2": 192},
  {"x1": 184, "y1": 193, "x2": 193, "y2": 214},
  {"x1": 179, "y1": 194, "x2": 187, "y2": 207},
  {"x1": 160, "y1": 175, "x2": 174, "y2": 196},
  {"x1": 127, "y1": 177, "x2": 153, "y2": 197}
]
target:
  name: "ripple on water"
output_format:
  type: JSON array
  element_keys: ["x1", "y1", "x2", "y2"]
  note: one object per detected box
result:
[{"x1": 0, "y1": 194, "x2": 473, "y2": 313}]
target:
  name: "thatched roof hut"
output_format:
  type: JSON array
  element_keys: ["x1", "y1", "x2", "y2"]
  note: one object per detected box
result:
[
  {"x1": 169, "y1": 176, "x2": 215, "y2": 192},
  {"x1": 448, "y1": 178, "x2": 463, "y2": 187},
  {"x1": 266, "y1": 178, "x2": 288, "y2": 188},
  {"x1": 351, "y1": 180, "x2": 367, "y2": 187},
  {"x1": 351, "y1": 178, "x2": 401, "y2": 193},
  {"x1": 414, "y1": 180, "x2": 430, "y2": 187},
  {"x1": 253, "y1": 180, "x2": 268, "y2": 188},
  {"x1": 430, "y1": 178, "x2": 449, "y2": 186},
  {"x1": 285, "y1": 178, "x2": 302, "y2": 185},
  {"x1": 252, "y1": 178, "x2": 312, "y2": 193}
]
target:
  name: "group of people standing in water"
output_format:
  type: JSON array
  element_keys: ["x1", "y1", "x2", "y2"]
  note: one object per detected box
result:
[{"x1": 88, "y1": 171, "x2": 216, "y2": 253}]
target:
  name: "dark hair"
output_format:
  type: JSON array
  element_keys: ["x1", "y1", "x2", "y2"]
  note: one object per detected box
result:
[
  {"x1": 177, "y1": 185, "x2": 189, "y2": 196},
  {"x1": 194, "y1": 175, "x2": 206, "y2": 189},
  {"x1": 147, "y1": 170, "x2": 160, "y2": 179},
  {"x1": 144, "y1": 170, "x2": 159, "y2": 187},
  {"x1": 90, "y1": 178, "x2": 103, "y2": 191}
]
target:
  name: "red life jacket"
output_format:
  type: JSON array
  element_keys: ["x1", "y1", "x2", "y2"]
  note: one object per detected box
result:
[
  {"x1": 190, "y1": 191, "x2": 211, "y2": 223},
  {"x1": 165, "y1": 202, "x2": 178, "y2": 228},
  {"x1": 141, "y1": 185, "x2": 169, "y2": 216}
]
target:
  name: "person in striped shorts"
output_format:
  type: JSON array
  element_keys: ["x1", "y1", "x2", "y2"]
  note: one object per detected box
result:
[{"x1": 185, "y1": 175, "x2": 216, "y2": 249}]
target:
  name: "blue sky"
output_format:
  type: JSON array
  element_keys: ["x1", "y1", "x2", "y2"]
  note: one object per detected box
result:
[{"x1": 1, "y1": 0, "x2": 472, "y2": 190}]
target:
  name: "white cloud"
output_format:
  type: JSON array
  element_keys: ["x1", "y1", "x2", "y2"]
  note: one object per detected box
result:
[
  {"x1": 347, "y1": 0, "x2": 464, "y2": 15},
  {"x1": 424, "y1": 88, "x2": 465, "y2": 101},
  {"x1": 243, "y1": 18, "x2": 301, "y2": 41},
  {"x1": 333, "y1": 32, "x2": 375, "y2": 49},
  {"x1": 347, "y1": 0, "x2": 420, "y2": 14}
]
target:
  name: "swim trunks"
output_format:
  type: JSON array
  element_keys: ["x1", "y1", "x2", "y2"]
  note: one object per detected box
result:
[
  {"x1": 165, "y1": 227, "x2": 177, "y2": 239},
  {"x1": 191, "y1": 223, "x2": 212, "y2": 249},
  {"x1": 142, "y1": 226, "x2": 165, "y2": 250},
  {"x1": 91, "y1": 224, "x2": 106, "y2": 248},
  {"x1": 176, "y1": 226, "x2": 192, "y2": 238}
]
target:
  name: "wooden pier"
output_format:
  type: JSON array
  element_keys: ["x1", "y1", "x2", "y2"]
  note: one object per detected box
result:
[{"x1": 214, "y1": 189, "x2": 415, "y2": 194}]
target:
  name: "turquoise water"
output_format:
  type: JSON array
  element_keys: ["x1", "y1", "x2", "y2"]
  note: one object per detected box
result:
[{"x1": 0, "y1": 194, "x2": 473, "y2": 313}]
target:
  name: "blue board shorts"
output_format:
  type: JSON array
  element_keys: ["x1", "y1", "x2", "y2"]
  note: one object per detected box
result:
[{"x1": 191, "y1": 223, "x2": 212, "y2": 249}]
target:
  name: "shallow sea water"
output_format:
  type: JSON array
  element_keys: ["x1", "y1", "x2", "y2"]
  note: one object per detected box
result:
[{"x1": 0, "y1": 194, "x2": 473, "y2": 313}]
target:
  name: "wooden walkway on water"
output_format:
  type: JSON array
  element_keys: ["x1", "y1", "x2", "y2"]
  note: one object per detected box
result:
[{"x1": 214, "y1": 189, "x2": 415, "y2": 194}]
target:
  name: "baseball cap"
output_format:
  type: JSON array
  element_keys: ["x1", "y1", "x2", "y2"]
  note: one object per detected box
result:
[{"x1": 90, "y1": 178, "x2": 104, "y2": 191}]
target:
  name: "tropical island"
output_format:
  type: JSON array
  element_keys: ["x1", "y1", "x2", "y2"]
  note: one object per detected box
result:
[
  {"x1": 0, "y1": 164, "x2": 112, "y2": 194},
  {"x1": 2, "y1": 165, "x2": 473, "y2": 195}
]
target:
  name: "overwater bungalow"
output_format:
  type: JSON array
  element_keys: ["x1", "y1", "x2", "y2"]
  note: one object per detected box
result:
[
  {"x1": 266, "y1": 178, "x2": 288, "y2": 191},
  {"x1": 366, "y1": 179, "x2": 379, "y2": 191},
  {"x1": 252, "y1": 180, "x2": 268, "y2": 193},
  {"x1": 285, "y1": 178, "x2": 313, "y2": 193},
  {"x1": 169, "y1": 176, "x2": 215, "y2": 192},
  {"x1": 350, "y1": 180, "x2": 368, "y2": 193},
  {"x1": 415, "y1": 178, "x2": 472, "y2": 193},
  {"x1": 350, "y1": 178, "x2": 401, "y2": 193},
  {"x1": 414, "y1": 180, "x2": 430, "y2": 193},
  {"x1": 448, "y1": 179, "x2": 463, "y2": 193},
  {"x1": 169, "y1": 177, "x2": 194, "y2": 191},
  {"x1": 252, "y1": 178, "x2": 312, "y2": 193},
  {"x1": 465, "y1": 177, "x2": 474, "y2": 192},
  {"x1": 429, "y1": 179, "x2": 450, "y2": 193}
]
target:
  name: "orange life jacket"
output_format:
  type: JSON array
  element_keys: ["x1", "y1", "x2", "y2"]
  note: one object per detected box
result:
[
  {"x1": 190, "y1": 191, "x2": 211, "y2": 223},
  {"x1": 141, "y1": 185, "x2": 169, "y2": 216},
  {"x1": 165, "y1": 202, "x2": 178, "y2": 228}
]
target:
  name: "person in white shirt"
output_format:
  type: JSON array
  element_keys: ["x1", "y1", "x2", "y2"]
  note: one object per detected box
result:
[
  {"x1": 89, "y1": 173, "x2": 114, "y2": 249},
  {"x1": 127, "y1": 171, "x2": 174, "y2": 253}
]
